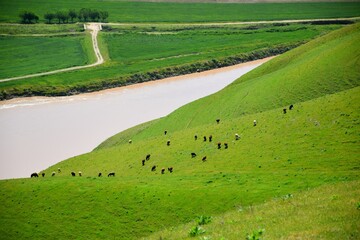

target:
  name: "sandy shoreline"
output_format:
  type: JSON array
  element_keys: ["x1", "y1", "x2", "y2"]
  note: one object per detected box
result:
[{"x1": 0, "y1": 56, "x2": 275, "y2": 108}]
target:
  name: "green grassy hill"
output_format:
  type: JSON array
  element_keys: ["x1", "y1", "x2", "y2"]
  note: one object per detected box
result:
[{"x1": 0, "y1": 23, "x2": 359, "y2": 239}]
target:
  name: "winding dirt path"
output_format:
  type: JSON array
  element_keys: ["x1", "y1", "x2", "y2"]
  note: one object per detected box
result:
[{"x1": 0, "y1": 23, "x2": 104, "y2": 83}]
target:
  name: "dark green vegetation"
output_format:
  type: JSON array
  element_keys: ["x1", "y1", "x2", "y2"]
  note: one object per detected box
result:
[
  {"x1": 0, "y1": 23, "x2": 359, "y2": 239},
  {"x1": 0, "y1": 23, "x2": 343, "y2": 99},
  {"x1": 0, "y1": 1, "x2": 360, "y2": 23},
  {"x1": 0, "y1": 33, "x2": 95, "y2": 79}
]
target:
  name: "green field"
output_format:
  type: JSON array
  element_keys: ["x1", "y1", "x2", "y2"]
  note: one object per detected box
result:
[
  {"x1": 0, "y1": 23, "x2": 343, "y2": 98},
  {"x1": 0, "y1": 23, "x2": 359, "y2": 239},
  {"x1": 0, "y1": 1, "x2": 360, "y2": 23},
  {"x1": 147, "y1": 181, "x2": 360, "y2": 239},
  {"x1": 0, "y1": 34, "x2": 95, "y2": 78}
]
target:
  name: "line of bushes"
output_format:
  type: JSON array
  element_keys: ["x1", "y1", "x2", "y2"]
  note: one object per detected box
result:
[
  {"x1": 0, "y1": 42, "x2": 302, "y2": 100},
  {"x1": 19, "y1": 9, "x2": 109, "y2": 24}
]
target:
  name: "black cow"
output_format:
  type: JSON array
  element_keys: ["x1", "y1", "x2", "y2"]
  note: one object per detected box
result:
[
  {"x1": 151, "y1": 165, "x2": 157, "y2": 171},
  {"x1": 146, "y1": 154, "x2": 151, "y2": 161},
  {"x1": 283, "y1": 108, "x2": 287, "y2": 114},
  {"x1": 51, "y1": 172, "x2": 56, "y2": 176},
  {"x1": 224, "y1": 143, "x2": 228, "y2": 149},
  {"x1": 161, "y1": 168, "x2": 165, "y2": 174},
  {"x1": 217, "y1": 142, "x2": 221, "y2": 149},
  {"x1": 167, "y1": 140, "x2": 171, "y2": 146},
  {"x1": 289, "y1": 104, "x2": 294, "y2": 110},
  {"x1": 202, "y1": 156, "x2": 207, "y2": 162},
  {"x1": 71, "y1": 172, "x2": 76, "y2": 177},
  {"x1": 209, "y1": 135, "x2": 213, "y2": 142},
  {"x1": 203, "y1": 136, "x2": 207, "y2": 142},
  {"x1": 194, "y1": 135, "x2": 198, "y2": 140},
  {"x1": 142, "y1": 159, "x2": 146, "y2": 166},
  {"x1": 31, "y1": 173, "x2": 38, "y2": 178},
  {"x1": 168, "y1": 167, "x2": 173, "y2": 173},
  {"x1": 216, "y1": 119, "x2": 220, "y2": 124},
  {"x1": 164, "y1": 130, "x2": 167, "y2": 135},
  {"x1": 41, "y1": 173, "x2": 45, "y2": 177},
  {"x1": 98, "y1": 173, "x2": 102, "y2": 177},
  {"x1": 108, "y1": 172, "x2": 115, "y2": 177},
  {"x1": 191, "y1": 152, "x2": 197, "y2": 158}
]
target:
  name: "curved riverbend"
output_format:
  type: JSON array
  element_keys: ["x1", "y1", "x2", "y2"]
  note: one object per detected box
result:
[{"x1": 0, "y1": 57, "x2": 274, "y2": 179}]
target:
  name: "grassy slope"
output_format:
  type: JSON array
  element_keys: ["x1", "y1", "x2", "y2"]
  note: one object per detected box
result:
[
  {"x1": 0, "y1": 1, "x2": 360, "y2": 23},
  {"x1": 0, "y1": 23, "x2": 341, "y2": 97},
  {"x1": 146, "y1": 180, "x2": 360, "y2": 239},
  {"x1": 0, "y1": 23, "x2": 359, "y2": 239},
  {"x1": 99, "y1": 22, "x2": 360, "y2": 148}
]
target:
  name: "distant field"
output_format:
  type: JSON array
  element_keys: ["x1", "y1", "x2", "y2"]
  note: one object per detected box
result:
[
  {"x1": 0, "y1": 1, "x2": 359, "y2": 23},
  {"x1": 0, "y1": 23, "x2": 342, "y2": 98},
  {"x1": 0, "y1": 34, "x2": 95, "y2": 79}
]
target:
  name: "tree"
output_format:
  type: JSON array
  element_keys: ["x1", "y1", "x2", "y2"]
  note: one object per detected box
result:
[
  {"x1": 68, "y1": 9, "x2": 77, "y2": 23},
  {"x1": 55, "y1": 11, "x2": 68, "y2": 24},
  {"x1": 89, "y1": 10, "x2": 100, "y2": 22},
  {"x1": 78, "y1": 8, "x2": 90, "y2": 22},
  {"x1": 44, "y1": 13, "x2": 55, "y2": 24},
  {"x1": 99, "y1": 11, "x2": 109, "y2": 22},
  {"x1": 19, "y1": 11, "x2": 39, "y2": 24}
]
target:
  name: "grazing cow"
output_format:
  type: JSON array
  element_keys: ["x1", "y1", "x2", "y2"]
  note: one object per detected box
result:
[
  {"x1": 235, "y1": 133, "x2": 240, "y2": 140},
  {"x1": 41, "y1": 173, "x2": 45, "y2": 177},
  {"x1": 253, "y1": 120, "x2": 257, "y2": 126},
  {"x1": 217, "y1": 142, "x2": 221, "y2": 149},
  {"x1": 31, "y1": 173, "x2": 38, "y2": 178},
  {"x1": 164, "y1": 130, "x2": 167, "y2": 135},
  {"x1": 209, "y1": 135, "x2": 213, "y2": 142},
  {"x1": 203, "y1": 136, "x2": 207, "y2": 142},
  {"x1": 108, "y1": 172, "x2": 115, "y2": 177},
  {"x1": 202, "y1": 156, "x2": 207, "y2": 162},
  {"x1": 129, "y1": 140, "x2": 132, "y2": 144},
  {"x1": 142, "y1": 159, "x2": 146, "y2": 166},
  {"x1": 191, "y1": 152, "x2": 197, "y2": 158},
  {"x1": 216, "y1": 119, "x2": 220, "y2": 124},
  {"x1": 283, "y1": 108, "x2": 287, "y2": 114},
  {"x1": 168, "y1": 167, "x2": 173, "y2": 173},
  {"x1": 167, "y1": 140, "x2": 171, "y2": 146},
  {"x1": 71, "y1": 172, "x2": 76, "y2": 177},
  {"x1": 224, "y1": 143, "x2": 228, "y2": 149},
  {"x1": 194, "y1": 135, "x2": 198, "y2": 140},
  {"x1": 98, "y1": 173, "x2": 102, "y2": 177},
  {"x1": 58, "y1": 168, "x2": 61, "y2": 173},
  {"x1": 161, "y1": 168, "x2": 165, "y2": 174},
  {"x1": 52, "y1": 172, "x2": 56, "y2": 176},
  {"x1": 78, "y1": 171, "x2": 82, "y2": 177},
  {"x1": 289, "y1": 104, "x2": 294, "y2": 110},
  {"x1": 151, "y1": 165, "x2": 157, "y2": 172},
  {"x1": 146, "y1": 154, "x2": 151, "y2": 161}
]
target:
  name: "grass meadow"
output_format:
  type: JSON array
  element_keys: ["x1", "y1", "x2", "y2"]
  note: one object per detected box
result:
[
  {"x1": 0, "y1": 23, "x2": 359, "y2": 239},
  {"x1": 0, "y1": 1, "x2": 359, "y2": 23},
  {"x1": 0, "y1": 23, "x2": 343, "y2": 98},
  {"x1": 0, "y1": 33, "x2": 95, "y2": 78}
]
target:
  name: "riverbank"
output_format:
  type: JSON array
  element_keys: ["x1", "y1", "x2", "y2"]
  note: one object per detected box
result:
[
  {"x1": 0, "y1": 57, "x2": 272, "y2": 179},
  {"x1": 0, "y1": 43, "x2": 296, "y2": 101}
]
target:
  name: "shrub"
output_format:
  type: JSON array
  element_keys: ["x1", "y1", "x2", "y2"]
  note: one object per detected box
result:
[
  {"x1": 189, "y1": 226, "x2": 206, "y2": 237},
  {"x1": 246, "y1": 228, "x2": 265, "y2": 240},
  {"x1": 197, "y1": 215, "x2": 212, "y2": 225}
]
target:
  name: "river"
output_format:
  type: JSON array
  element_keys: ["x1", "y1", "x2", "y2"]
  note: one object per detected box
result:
[{"x1": 0, "y1": 57, "x2": 273, "y2": 179}]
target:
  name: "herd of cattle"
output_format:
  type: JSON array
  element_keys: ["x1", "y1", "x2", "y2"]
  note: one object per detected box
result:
[{"x1": 31, "y1": 105, "x2": 294, "y2": 178}]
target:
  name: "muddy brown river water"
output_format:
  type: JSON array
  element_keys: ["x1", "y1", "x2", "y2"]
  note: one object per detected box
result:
[{"x1": 0, "y1": 57, "x2": 273, "y2": 179}]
